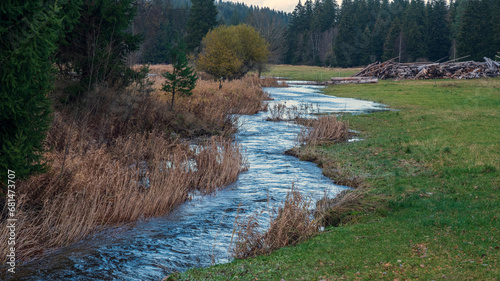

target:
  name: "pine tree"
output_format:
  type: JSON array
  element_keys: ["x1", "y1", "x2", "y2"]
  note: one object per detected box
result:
[
  {"x1": 320, "y1": 0, "x2": 337, "y2": 31},
  {"x1": 285, "y1": 0, "x2": 305, "y2": 64},
  {"x1": 494, "y1": 0, "x2": 500, "y2": 55},
  {"x1": 185, "y1": 0, "x2": 218, "y2": 52},
  {"x1": 401, "y1": 0, "x2": 428, "y2": 61},
  {"x1": 383, "y1": 18, "x2": 405, "y2": 61},
  {"x1": 458, "y1": 0, "x2": 493, "y2": 60},
  {"x1": 426, "y1": 0, "x2": 451, "y2": 61},
  {"x1": 56, "y1": 0, "x2": 142, "y2": 93},
  {"x1": 371, "y1": 0, "x2": 392, "y2": 61},
  {"x1": 0, "y1": 0, "x2": 65, "y2": 192},
  {"x1": 162, "y1": 43, "x2": 198, "y2": 110},
  {"x1": 334, "y1": 0, "x2": 358, "y2": 66}
]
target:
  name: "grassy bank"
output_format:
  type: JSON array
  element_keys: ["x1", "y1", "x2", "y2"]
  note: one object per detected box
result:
[
  {"x1": 262, "y1": 65, "x2": 362, "y2": 81},
  {"x1": 171, "y1": 77, "x2": 500, "y2": 280}
]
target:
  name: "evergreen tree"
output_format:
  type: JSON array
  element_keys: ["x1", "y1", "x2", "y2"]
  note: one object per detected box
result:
[
  {"x1": 135, "y1": 0, "x2": 190, "y2": 64},
  {"x1": 56, "y1": 0, "x2": 142, "y2": 93},
  {"x1": 285, "y1": 0, "x2": 305, "y2": 64},
  {"x1": 493, "y1": 0, "x2": 500, "y2": 55},
  {"x1": 359, "y1": 25, "x2": 375, "y2": 64},
  {"x1": 401, "y1": 0, "x2": 428, "y2": 61},
  {"x1": 162, "y1": 43, "x2": 198, "y2": 110},
  {"x1": 426, "y1": 0, "x2": 451, "y2": 61},
  {"x1": 0, "y1": 0, "x2": 65, "y2": 192},
  {"x1": 458, "y1": 0, "x2": 493, "y2": 60},
  {"x1": 320, "y1": 0, "x2": 337, "y2": 31},
  {"x1": 303, "y1": 0, "x2": 314, "y2": 30},
  {"x1": 185, "y1": 0, "x2": 218, "y2": 52},
  {"x1": 450, "y1": 0, "x2": 468, "y2": 40},
  {"x1": 383, "y1": 18, "x2": 405, "y2": 61},
  {"x1": 334, "y1": 0, "x2": 358, "y2": 66},
  {"x1": 371, "y1": 0, "x2": 392, "y2": 61},
  {"x1": 229, "y1": 8, "x2": 240, "y2": 25}
]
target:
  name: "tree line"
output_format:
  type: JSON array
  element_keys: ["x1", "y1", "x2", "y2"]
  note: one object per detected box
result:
[
  {"x1": 285, "y1": 0, "x2": 500, "y2": 66},
  {"x1": 133, "y1": 0, "x2": 289, "y2": 64},
  {"x1": 0, "y1": 0, "x2": 274, "y2": 191}
]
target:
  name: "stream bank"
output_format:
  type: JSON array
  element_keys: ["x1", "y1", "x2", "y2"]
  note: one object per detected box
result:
[{"x1": 3, "y1": 83, "x2": 386, "y2": 280}]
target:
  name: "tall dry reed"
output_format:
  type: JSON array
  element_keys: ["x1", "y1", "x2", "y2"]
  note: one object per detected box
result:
[
  {"x1": 0, "y1": 131, "x2": 245, "y2": 263},
  {"x1": 143, "y1": 68, "x2": 271, "y2": 137},
  {"x1": 231, "y1": 187, "x2": 318, "y2": 259},
  {"x1": 267, "y1": 102, "x2": 319, "y2": 121},
  {"x1": 298, "y1": 115, "x2": 350, "y2": 145}
]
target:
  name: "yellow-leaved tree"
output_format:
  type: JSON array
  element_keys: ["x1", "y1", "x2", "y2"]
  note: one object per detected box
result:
[{"x1": 197, "y1": 24, "x2": 269, "y2": 83}]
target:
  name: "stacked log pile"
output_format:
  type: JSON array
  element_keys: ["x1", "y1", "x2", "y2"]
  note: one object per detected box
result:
[
  {"x1": 352, "y1": 57, "x2": 500, "y2": 80},
  {"x1": 330, "y1": 77, "x2": 378, "y2": 84}
]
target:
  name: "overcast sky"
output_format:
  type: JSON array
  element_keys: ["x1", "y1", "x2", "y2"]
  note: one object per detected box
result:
[{"x1": 226, "y1": 0, "x2": 297, "y2": 13}]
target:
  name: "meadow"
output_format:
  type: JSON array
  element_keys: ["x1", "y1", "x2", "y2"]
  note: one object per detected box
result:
[
  {"x1": 262, "y1": 65, "x2": 362, "y2": 81},
  {"x1": 170, "y1": 70, "x2": 500, "y2": 280}
]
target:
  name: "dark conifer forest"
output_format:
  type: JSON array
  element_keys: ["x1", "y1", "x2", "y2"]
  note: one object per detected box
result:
[
  {"x1": 285, "y1": 0, "x2": 500, "y2": 66},
  {"x1": 133, "y1": 0, "x2": 499, "y2": 67}
]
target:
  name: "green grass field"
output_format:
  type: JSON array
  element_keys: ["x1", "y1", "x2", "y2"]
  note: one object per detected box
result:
[
  {"x1": 169, "y1": 72, "x2": 500, "y2": 280},
  {"x1": 262, "y1": 64, "x2": 362, "y2": 81}
]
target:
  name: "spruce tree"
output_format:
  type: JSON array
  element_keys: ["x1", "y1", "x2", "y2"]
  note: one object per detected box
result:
[
  {"x1": 56, "y1": 0, "x2": 142, "y2": 93},
  {"x1": 334, "y1": 0, "x2": 357, "y2": 66},
  {"x1": 162, "y1": 43, "x2": 197, "y2": 110},
  {"x1": 401, "y1": 0, "x2": 428, "y2": 61},
  {"x1": 383, "y1": 18, "x2": 405, "y2": 61},
  {"x1": 494, "y1": 0, "x2": 500, "y2": 54},
  {"x1": 372, "y1": 0, "x2": 392, "y2": 61},
  {"x1": 426, "y1": 0, "x2": 451, "y2": 61},
  {"x1": 458, "y1": 0, "x2": 493, "y2": 60},
  {"x1": 320, "y1": 0, "x2": 337, "y2": 31},
  {"x1": 185, "y1": 0, "x2": 218, "y2": 52},
  {"x1": 0, "y1": 0, "x2": 64, "y2": 192}
]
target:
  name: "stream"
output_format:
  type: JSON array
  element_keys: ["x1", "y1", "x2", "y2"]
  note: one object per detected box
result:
[{"x1": 5, "y1": 83, "x2": 386, "y2": 280}]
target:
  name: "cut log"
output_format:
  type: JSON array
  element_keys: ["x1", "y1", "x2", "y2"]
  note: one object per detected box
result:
[{"x1": 330, "y1": 77, "x2": 378, "y2": 84}]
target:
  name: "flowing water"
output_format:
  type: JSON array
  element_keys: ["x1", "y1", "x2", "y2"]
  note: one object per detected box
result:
[{"x1": 5, "y1": 83, "x2": 386, "y2": 280}]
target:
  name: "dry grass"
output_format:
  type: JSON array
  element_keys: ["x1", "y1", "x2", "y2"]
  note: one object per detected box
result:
[
  {"x1": 231, "y1": 187, "x2": 319, "y2": 259},
  {"x1": 0, "y1": 131, "x2": 244, "y2": 263},
  {"x1": 298, "y1": 115, "x2": 350, "y2": 146},
  {"x1": 142, "y1": 66, "x2": 272, "y2": 137},
  {"x1": 267, "y1": 102, "x2": 319, "y2": 121},
  {"x1": 314, "y1": 189, "x2": 386, "y2": 227},
  {"x1": 0, "y1": 65, "x2": 269, "y2": 263}
]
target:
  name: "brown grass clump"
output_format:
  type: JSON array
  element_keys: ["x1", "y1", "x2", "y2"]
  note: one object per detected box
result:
[
  {"x1": 231, "y1": 187, "x2": 318, "y2": 259},
  {"x1": 314, "y1": 190, "x2": 386, "y2": 227},
  {"x1": 0, "y1": 131, "x2": 245, "y2": 263},
  {"x1": 143, "y1": 67, "x2": 271, "y2": 137},
  {"x1": 298, "y1": 115, "x2": 350, "y2": 145},
  {"x1": 267, "y1": 102, "x2": 318, "y2": 121}
]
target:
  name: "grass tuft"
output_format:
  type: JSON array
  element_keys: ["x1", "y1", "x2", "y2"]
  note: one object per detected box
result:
[
  {"x1": 231, "y1": 187, "x2": 318, "y2": 259},
  {"x1": 297, "y1": 115, "x2": 350, "y2": 146}
]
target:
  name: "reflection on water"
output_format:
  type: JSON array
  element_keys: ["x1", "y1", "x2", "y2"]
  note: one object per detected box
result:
[{"x1": 4, "y1": 84, "x2": 386, "y2": 280}]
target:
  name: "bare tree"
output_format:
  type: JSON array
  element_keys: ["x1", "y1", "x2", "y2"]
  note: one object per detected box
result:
[{"x1": 246, "y1": 10, "x2": 287, "y2": 64}]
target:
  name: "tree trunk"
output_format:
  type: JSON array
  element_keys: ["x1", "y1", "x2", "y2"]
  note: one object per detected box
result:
[{"x1": 170, "y1": 89, "x2": 175, "y2": 111}]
